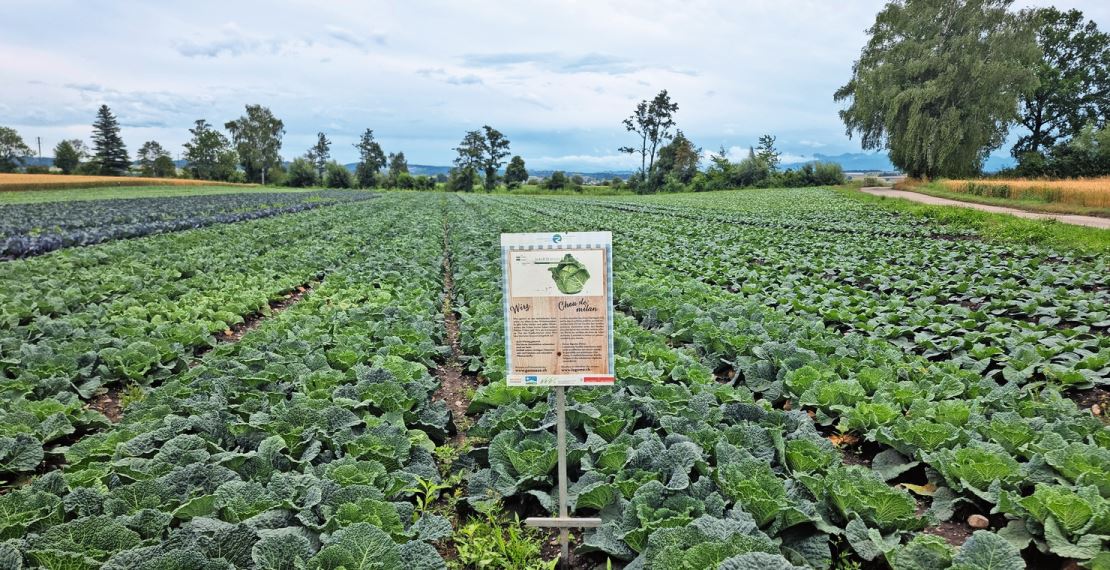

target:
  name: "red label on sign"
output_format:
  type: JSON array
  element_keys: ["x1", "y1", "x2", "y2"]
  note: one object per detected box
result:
[{"x1": 583, "y1": 376, "x2": 614, "y2": 384}]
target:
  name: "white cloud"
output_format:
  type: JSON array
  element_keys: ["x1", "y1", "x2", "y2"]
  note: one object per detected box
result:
[
  {"x1": 325, "y1": 25, "x2": 385, "y2": 52},
  {"x1": 528, "y1": 153, "x2": 640, "y2": 170},
  {"x1": 173, "y1": 23, "x2": 309, "y2": 58}
]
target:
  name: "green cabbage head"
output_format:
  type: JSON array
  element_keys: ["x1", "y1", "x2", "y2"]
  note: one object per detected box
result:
[{"x1": 549, "y1": 253, "x2": 591, "y2": 294}]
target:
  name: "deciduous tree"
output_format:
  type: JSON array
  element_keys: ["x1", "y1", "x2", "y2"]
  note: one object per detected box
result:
[
  {"x1": 619, "y1": 90, "x2": 679, "y2": 187},
  {"x1": 452, "y1": 127, "x2": 511, "y2": 190},
  {"x1": 324, "y1": 161, "x2": 354, "y2": 188},
  {"x1": 52, "y1": 139, "x2": 85, "y2": 174},
  {"x1": 225, "y1": 104, "x2": 284, "y2": 183},
  {"x1": 137, "y1": 141, "x2": 174, "y2": 177},
  {"x1": 446, "y1": 167, "x2": 477, "y2": 192},
  {"x1": 386, "y1": 151, "x2": 408, "y2": 186},
  {"x1": 1014, "y1": 7, "x2": 1110, "y2": 157},
  {"x1": 286, "y1": 157, "x2": 317, "y2": 187},
  {"x1": 184, "y1": 120, "x2": 238, "y2": 181},
  {"x1": 452, "y1": 130, "x2": 485, "y2": 192},
  {"x1": 153, "y1": 154, "x2": 177, "y2": 178},
  {"x1": 91, "y1": 105, "x2": 130, "y2": 176},
  {"x1": 504, "y1": 155, "x2": 528, "y2": 189},
  {"x1": 544, "y1": 171, "x2": 569, "y2": 191},
  {"x1": 480, "y1": 125, "x2": 511, "y2": 190},
  {"x1": 654, "y1": 131, "x2": 701, "y2": 185},
  {"x1": 835, "y1": 0, "x2": 1038, "y2": 179},
  {"x1": 0, "y1": 127, "x2": 33, "y2": 173}
]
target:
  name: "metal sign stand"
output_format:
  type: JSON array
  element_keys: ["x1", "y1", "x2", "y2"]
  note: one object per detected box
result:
[
  {"x1": 524, "y1": 386, "x2": 601, "y2": 567},
  {"x1": 504, "y1": 232, "x2": 612, "y2": 568}
]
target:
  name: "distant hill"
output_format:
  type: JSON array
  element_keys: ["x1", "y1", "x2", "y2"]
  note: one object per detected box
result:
[
  {"x1": 532, "y1": 169, "x2": 635, "y2": 180},
  {"x1": 783, "y1": 152, "x2": 896, "y2": 172},
  {"x1": 20, "y1": 157, "x2": 54, "y2": 167},
  {"x1": 782, "y1": 152, "x2": 1016, "y2": 174}
]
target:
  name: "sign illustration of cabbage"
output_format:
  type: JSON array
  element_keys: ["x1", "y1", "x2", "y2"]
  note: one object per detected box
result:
[{"x1": 548, "y1": 253, "x2": 591, "y2": 294}]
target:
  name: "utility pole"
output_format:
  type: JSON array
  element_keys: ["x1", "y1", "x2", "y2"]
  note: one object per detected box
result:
[{"x1": 37, "y1": 137, "x2": 42, "y2": 161}]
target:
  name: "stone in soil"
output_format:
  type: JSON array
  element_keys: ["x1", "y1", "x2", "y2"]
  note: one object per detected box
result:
[
  {"x1": 1069, "y1": 387, "x2": 1109, "y2": 418},
  {"x1": 967, "y1": 514, "x2": 989, "y2": 529},
  {"x1": 924, "y1": 520, "x2": 976, "y2": 546}
]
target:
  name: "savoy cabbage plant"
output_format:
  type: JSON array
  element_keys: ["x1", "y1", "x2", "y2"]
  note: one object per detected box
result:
[
  {"x1": 999, "y1": 483, "x2": 1110, "y2": 561},
  {"x1": 548, "y1": 253, "x2": 591, "y2": 295}
]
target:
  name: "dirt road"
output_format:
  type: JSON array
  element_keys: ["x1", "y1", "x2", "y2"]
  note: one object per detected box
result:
[{"x1": 860, "y1": 187, "x2": 1110, "y2": 230}]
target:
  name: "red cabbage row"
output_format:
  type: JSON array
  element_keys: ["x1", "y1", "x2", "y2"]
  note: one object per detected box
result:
[{"x1": 0, "y1": 190, "x2": 377, "y2": 259}]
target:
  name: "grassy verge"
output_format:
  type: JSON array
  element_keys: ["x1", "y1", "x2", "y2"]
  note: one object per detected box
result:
[
  {"x1": 904, "y1": 180, "x2": 1110, "y2": 218},
  {"x1": 839, "y1": 185, "x2": 1110, "y2": 254}
]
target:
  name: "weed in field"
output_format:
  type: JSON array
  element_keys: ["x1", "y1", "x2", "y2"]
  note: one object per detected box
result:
[
  {"x1": 118, "y1": 384, "x2": 146, "y2": 408},
  {"x1": 450, "y1": 508, "x2": 557, "y2": 570},
  {"x1": 434, "y1": 444, "x2": 462, "y2": 472},
  {"x1": 405, "y1": 476, "x2": 456, "y2": 522}
]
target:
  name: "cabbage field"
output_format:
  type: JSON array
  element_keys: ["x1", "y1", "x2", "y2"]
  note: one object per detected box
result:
[{"x1": 0, "y1": 187, "x2": 1107, "y2": 569}]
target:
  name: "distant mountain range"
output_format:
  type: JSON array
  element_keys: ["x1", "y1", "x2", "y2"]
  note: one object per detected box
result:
[
  {"x1": 783, "y1": 152, "x2": 1016, "y2": 173},
  {"x1": 783, "y1": 153, "x2": 897, "y2": 172}
]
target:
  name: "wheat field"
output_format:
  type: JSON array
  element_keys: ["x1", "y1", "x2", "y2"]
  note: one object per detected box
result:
[
  {"x1": 0, "y1": 173, "x2": 251, "y2": 192},
  {"x1": 941, "y1": 177, "x2": 1110, "y2": 208}
]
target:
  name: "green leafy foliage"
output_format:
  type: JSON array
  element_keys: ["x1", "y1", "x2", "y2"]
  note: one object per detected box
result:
[
  {"x1": 952, "y1": 530, "x2": 1026, "y2": 570},
  {"x1": 310, "y1": 523, "x2": 400, "y2": 570}
]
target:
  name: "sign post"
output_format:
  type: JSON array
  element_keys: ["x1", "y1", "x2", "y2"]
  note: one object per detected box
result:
[{"x1": 501, "y1": 232, "x2": 614, "y2": 566}]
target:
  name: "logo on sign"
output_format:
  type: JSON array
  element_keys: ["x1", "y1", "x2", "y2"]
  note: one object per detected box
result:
[
  {"x1": 524, "y1": 375, "x2": 539, "y2": 384},
  {"x1": 552, "y1": 234, "x2": 562, "y2": 244}
]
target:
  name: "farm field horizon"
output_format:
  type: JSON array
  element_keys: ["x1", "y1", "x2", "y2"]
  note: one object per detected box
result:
[{"x1": 0, "y1": 184, "x2": 1107, "y2": 569}]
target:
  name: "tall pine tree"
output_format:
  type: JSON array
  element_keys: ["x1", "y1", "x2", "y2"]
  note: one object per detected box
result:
[
  {"x1": 306, "y1": 132, "x2": 331, "y2": 180},
  {"x1": 91, "y1": 105, "x2": 130, "y2": 176}
]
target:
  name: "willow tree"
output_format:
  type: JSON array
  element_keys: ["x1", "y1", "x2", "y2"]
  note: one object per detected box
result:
[{"x1": 834, "y1": 0, "x2": 1038, "y2": 179}]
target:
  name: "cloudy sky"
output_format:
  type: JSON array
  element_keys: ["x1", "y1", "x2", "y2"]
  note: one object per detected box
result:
[{"x1": 2, "y1": 0, "x2": 1107, "y2": 171}]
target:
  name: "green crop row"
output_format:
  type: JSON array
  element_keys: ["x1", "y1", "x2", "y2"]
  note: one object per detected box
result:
[
  {"x1": 0, "y1": 193, "x2": 454, "y2": 568},
  {"x1": 0, "y1": 201, "x2": 399, "y2": 483}
]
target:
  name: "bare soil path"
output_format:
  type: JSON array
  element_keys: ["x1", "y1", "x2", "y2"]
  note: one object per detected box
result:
[
  {"x1": 861, "y1": 187, "x2": 1110, "y2": 230},
  {"x1": 432, "y1": 201, "x2": 479, "y2": 444}
]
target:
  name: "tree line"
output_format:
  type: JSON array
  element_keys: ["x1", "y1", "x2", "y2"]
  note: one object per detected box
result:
[
  {"x1": 612, "y1": 90, "x2": 846, "y2": 194},
  {"x1": 0, "y1": 104, "x2": 535, "y2": 191},
  {"x1": 0, "y1": 105, "x2": 432, "y2": 190}
]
